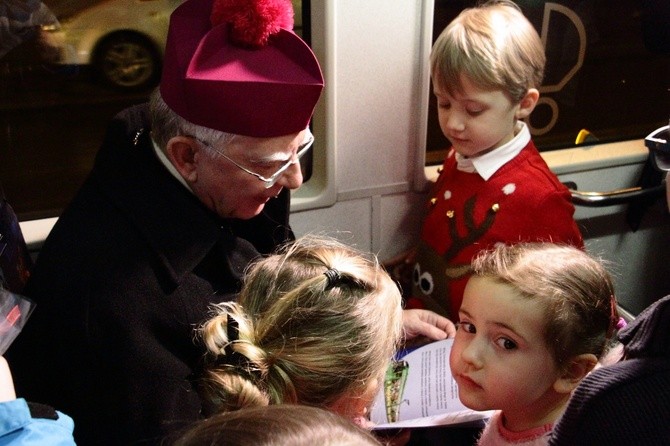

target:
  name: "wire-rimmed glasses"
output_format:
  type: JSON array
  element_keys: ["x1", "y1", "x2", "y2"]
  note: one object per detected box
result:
[{"x1": 194, "y1": 130, "x2": 314, "y2": 188}]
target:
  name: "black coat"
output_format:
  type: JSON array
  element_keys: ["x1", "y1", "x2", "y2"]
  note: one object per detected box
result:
[
  {"x1": 550, "y1": 295, "x2": 670, "y2": 445},
  {"x1": 7, "y1": 104, "x2": 294, "y2": 445}
]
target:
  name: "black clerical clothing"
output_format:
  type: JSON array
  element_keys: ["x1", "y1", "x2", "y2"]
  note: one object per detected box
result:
[{"x1": 7, "y1": 104, "x2": 294, "y2": 445}]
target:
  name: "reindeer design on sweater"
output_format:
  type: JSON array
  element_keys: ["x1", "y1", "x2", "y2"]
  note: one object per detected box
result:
[
  {"x1": 409, "y1": 142, "x2": 584, "y2": 319},
  {"x1": 412, "y1": 194, "x2": 498, "y2": 318}
]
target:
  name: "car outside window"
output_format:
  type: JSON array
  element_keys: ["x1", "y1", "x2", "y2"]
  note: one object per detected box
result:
[{"x1": 0, "y1": 0, "x2": 307, "y2": 220}]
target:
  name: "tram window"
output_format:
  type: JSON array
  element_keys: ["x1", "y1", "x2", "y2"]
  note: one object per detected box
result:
[
  {"x1": 427, "y1": 0, "x2": 670, "y2": 165},
  {"x1": 0, "y1": 0, "x2": 309, "y2": 221}
]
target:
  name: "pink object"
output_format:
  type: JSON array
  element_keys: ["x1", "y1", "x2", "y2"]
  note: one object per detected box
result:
[
  {"x1": 160, "y1": 0, "x2": 324, "y2": 137},
  {"x1": 210, "y1": 0, "x2": 294, "y2": 47},
  {"x1": 616, "y1": 317, "x2": 627, "y2": 330}
]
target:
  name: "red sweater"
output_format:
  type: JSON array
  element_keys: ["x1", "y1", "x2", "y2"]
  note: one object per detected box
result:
[{"x1": 410, "y1": 141, "x2": 584, "y2": 318}]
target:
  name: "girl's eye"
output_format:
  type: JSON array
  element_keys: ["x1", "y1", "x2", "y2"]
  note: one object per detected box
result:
[
  {"x1": 456, "y1": 321, "x2": 476, "y2": 334},
  {"x1": 466, "y1": 108, "x2": 483, "y2": 116},
  {"x1": 495, "y1": 337, "x2": 517, "y2": 350},
  {"x1": 437, "y1": 101, "x2": 450, "y2": 109}
]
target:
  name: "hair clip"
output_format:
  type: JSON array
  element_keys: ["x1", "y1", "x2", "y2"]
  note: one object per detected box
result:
[
  {"x1": 215, "y1": 314, "x2": 255, "y2": 377},
  {"x1": 324, "y1": 268, "x2": 341, "y2": 289},
  {"x1": 607, "y1": 295, "x2": 627, "y2": 338},
  {"x1": 615, "y1": 317, "x2": 627, "y2": 330},
  {"x1": 226, "y1": 314, "x2": 239, "y2": 344}
]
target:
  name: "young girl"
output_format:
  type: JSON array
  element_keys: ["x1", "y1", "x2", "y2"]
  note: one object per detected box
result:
[
  {"x1": 409, "y1": 0, "x2": 583, "y2": 319},
  {"x1": 197, "y1": 235, "x2": 404, "y2": 426},
  {"x1": 450, "y1": 243, "x2": 622, "y2": 445},
  {"x1": 173, "y1": 404, "x2": 383, "y2": 446}
]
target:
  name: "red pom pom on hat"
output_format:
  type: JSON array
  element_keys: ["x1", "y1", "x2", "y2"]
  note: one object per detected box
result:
[
  {"x1": 160, "y1": 0, "x2": 323, "y2": 138},
  {"x1": 210, "y1": 0, "x2": 294, "y2": 47}
]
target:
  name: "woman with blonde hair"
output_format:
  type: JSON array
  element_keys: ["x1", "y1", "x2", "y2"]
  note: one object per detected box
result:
[{"x1": 198, "y1": 235, "x2": 404, "y2": 425}]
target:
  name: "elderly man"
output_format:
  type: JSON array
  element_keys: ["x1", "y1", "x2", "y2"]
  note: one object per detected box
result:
[{"x1": 8, "y1": 0, "x2": 323, "y2": 444}]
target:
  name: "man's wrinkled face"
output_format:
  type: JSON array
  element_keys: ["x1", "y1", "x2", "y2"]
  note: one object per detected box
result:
[{"x1": 190, "y1": 130, "x2": 307, "y2": 220}]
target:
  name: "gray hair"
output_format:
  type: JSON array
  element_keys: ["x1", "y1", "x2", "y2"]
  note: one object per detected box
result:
[{"x1": 148, "y1": 88, "x2": 235, "y2": 154}]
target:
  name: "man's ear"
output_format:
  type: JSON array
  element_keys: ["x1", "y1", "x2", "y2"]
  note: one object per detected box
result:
[
  {"x1": 553, "y1": 353, "x2": 598, "y2": 394},
  {"x1": 515, "y1": 88, "x2": 540, "y2": 120},
  {"x1": 166, "y1": 136, "x2": 200, "y2": 182}
]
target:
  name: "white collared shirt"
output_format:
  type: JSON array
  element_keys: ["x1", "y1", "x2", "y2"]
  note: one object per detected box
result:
[{"x1": 455, "y1": 121, "x2": 530, "y2": 181}]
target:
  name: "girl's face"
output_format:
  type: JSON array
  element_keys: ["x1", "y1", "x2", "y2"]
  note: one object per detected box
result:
[
  {"x1": 449, "y1": 276, "x2": 566, "y2": 431},
  {"x1": 328, "y1": 377, "x2": 380, "y2": 428},
  {"x1": 434, "y1": 74, "x2": 526, "y2": 158}
]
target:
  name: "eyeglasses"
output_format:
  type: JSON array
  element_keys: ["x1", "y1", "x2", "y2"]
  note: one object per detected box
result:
[
  {"x1": 645, "y1": 124, "x2": 670, "y2": 172},
  {"x1": 194, "y1": 130, "x2": 314, "y2": 188}
]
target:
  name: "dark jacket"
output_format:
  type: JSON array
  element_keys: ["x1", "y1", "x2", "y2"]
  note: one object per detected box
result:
[
  {"x1": 7, "y1": 104, "x2": 294, "y2": 445},
  {"x1": 550, "y1": 295, "x2": 670, "y2": 445}
]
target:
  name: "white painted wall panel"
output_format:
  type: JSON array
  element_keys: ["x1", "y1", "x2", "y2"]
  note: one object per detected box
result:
[
  {"x1": 333, "y1": 1, "x2": 424, "y2": 192},
  {"x1": 291, "y1": 198, "x2": 372, "y2": 252}
]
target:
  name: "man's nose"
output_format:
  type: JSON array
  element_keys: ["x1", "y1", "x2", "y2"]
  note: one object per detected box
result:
[{"x1": 276, "y1": 161, "x2": 303, "y2": 190}]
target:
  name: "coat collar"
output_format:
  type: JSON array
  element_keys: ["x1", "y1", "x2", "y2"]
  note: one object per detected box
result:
[{"x1": 94, "y1": 122, "x2": 225, "y2": 289}]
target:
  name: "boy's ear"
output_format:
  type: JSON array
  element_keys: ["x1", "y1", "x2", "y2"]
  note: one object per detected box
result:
[
  {"x1": 515, "y1": 88, "x2": 540, "y2": 120},
  {"x1": 553, "y1": 353, "x2": 598, "y2": 394},
  {"x1": 166, "y1": 136, "x2": 200, "y2": 182}
]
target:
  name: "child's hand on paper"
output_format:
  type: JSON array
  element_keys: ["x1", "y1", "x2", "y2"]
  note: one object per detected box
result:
[{"x1": 402, "y1": 309, "x2": 456, "y2": 342}]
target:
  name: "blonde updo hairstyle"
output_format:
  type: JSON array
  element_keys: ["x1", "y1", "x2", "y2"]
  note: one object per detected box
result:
[{"x1": 199, "y1": 235, "x2": 403, "y2": 416}]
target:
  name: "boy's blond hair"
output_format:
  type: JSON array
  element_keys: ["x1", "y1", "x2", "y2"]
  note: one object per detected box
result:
[{"x1": 431, "y1": 0, "x2": 545, "y2": 102}]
